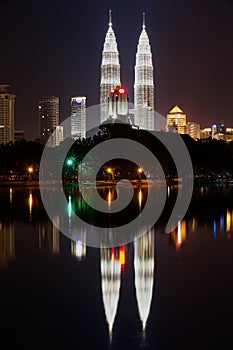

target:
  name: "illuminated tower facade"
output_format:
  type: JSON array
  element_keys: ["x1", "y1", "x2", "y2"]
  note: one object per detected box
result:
[
  {"x1": 38, "y1": 96, "x2": 59, "y2": 144},
  {"x1": 0, "y1": 84, "x2": 15, "y2": 144},
  {"x1": 71, "y1": 96, "x2": 86, "y2": 139},
  {"x1": 100, "y1": 10, "x2": 121, "y2": 124},
  {"x1": 134, "y1": 14, "x2": 154, "y2": 131}
]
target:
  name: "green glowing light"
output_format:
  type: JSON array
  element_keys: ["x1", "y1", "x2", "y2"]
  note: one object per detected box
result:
[{"x1": 67, "y1": 159, "x2": 74, "y2": 166}]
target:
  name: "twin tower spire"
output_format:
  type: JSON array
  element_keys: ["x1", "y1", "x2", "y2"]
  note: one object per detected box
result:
[{"x1": 100, "y1": 10, "x2": 155, "y2": 130}]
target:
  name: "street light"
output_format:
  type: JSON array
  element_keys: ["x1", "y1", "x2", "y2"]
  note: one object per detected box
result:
[
  {"x1": 28, "y1": 166, "x2": 33, "y2": 181},
  {"x1": 66, "y1": 159, "x2": 74, "y2": 166},
  {"x1": 138, "y1": 167, "x2": 143, "y2": 182},
  {"x1": 107, "y1": 167, "x2": 114, "y2": 182},
  {"x1": 66, "y1": 158, "x2": 75, "y2": 183}
]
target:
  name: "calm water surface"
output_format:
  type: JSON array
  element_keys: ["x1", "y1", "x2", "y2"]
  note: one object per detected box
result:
[{"x1": 0, "y1": 185, "x2": 233, "y2": 349}]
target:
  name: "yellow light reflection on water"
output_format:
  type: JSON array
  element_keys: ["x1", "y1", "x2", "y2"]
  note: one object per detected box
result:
[
  {"x1": 28, "y1": 192, "x2": 33, "y2": 221},
  {"x1": 173, "y1": 220, "x2": 187, "y2": 249},
  {"x1": 138, "y1": 189, "x2": 142, "y2": 210},
  {"x1": 226, "y1": 209, "x2": 231, "y2": 232},
  {"x1": 9, "y1": 188, "x2": 13, "y2": 204},
  {"x1": 108, "y1": 189, "x2": 112, "y2": 210}
]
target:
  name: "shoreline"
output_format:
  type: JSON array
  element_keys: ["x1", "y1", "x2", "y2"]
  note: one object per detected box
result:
[{"x1": 0, "y1": 178, "x2": 233, "y2": 188}]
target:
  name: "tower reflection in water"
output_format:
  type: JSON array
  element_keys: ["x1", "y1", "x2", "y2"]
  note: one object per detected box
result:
[
  {"x1": 170, "y1": 220, "x2": 187, "y2": 250},
  {"x1": 38, "y1": 218, "x2": 60, "y2": 255},
  {"x1": 68, "y1": 192, "x2": 87, "y2": 260},
  {"x1": 100, "y1": 246, "x2": 125, "y2": 339},
  {"x1": 134, "y1": 229, "x2": 155, "y2": 331},
  {"x1": 0, "y1": 220, "x2": 15, "y2": 269}
]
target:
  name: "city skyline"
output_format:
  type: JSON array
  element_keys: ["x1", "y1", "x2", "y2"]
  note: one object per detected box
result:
[{"x1": 1, "y1": 0, "x2": 233, "y2": 139}]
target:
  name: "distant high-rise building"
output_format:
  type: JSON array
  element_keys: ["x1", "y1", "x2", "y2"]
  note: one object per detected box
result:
[
  {"x1": 134, "y1": 14, "x2": 154, "y2": 131},
  {"x1": 200, "y1": 127, "x2": 212, "y2": 139},
  {"x1": 187, "y1": 121, "x2": 200, "y2": 139},
  {"x1": 71, "y1": 96, "x2": 86, "y2": 139},
  {"x1": 38, "y1": 96, "x2": 59, "y2": 144},
  {"x1": 14, "y1": 129, "x2": 25, "y2": 141},
  {"x1": 100, "y1": 10, "x2": 121, "y2": 124},
  {"x1": 0, "y1": 84, "x2": 15, "y2": 144},
  {"x1": 49, "y1": 125, "x2": 63, "y2": 147},
  {"x1": 166, "y1": 105, "x2": 187, "y2": 134},
  {"x1": 212, "y1": 123, "x2": 225, "y2": 139}
]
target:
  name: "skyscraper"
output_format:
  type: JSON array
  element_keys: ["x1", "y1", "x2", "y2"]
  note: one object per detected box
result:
[
  {"x1": 100, "y1": 10, "x2": 121, "y2": 124},
  {"x1": 166, "y1": 105, "x2": 187, "y2": 134},
  {"x1": 0, "y1": 84, "x2": 15, "y2": 144},
  {"x1": 49, "y1": 125, "x2": 64, "y2": 147},
  {"x1": 38, "y1": 96, "x2": 59, "y2": 144},
  {"x1": 187, "y1": 121, "x2": 200, "y2": 139},
  {"x1": 134, "y1": 14, "x2": 154, "y2": 131},
  {"x1": 71, "y1": 96, "x2": 86, "y2": 139}
]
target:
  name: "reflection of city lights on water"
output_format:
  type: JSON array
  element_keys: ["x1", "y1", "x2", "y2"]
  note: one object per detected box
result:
[
  {"x1": 191, "y1": 218, "x2": 196, "y2": 232},
  {"x1": 213, "y1": 220, "x2": 217, "y2": 239},
  {"x1": 119, "y1": 246, "x2": 125, "y2": 267},
  {"x1": 226, "y1": 210, "x2": 231, "y2": 232},
  {"x1": 177, "y1": 220, "x2": 182, "y2": 245},
  {"x1": 171, "y1": 220, "x2": 186, "y2": 249},
  {"x1": 134, "y1": 230, "x2": 154, "y2": 331},
  {"x1": 71, "y1": 239, "x2": 86, "y2": 260},
  {"x1": 220, "y1": 214, "x2": 225, "y2": 232},
  {"x1": 138, "y1": 189, "x2": 142, "y2": 210},
  {"x1": 108, "y1": 189, "x2": 112, "y2": 210},
  {"x1": 68, "y1": 195, "x2": 72, "y2": 219},
  {"x1": 9, "y1": 188, "x2": 13, "y2": 204},
  {"x1": 28, "y1": 192, "x2": 33, "y2": 221},
  {"x1": 0, "y1": 220, "x2": 15, "y2": 269}
]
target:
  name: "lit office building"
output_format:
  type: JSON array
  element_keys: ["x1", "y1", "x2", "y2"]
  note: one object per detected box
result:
[
  {"x1": 71, "y1": 96, "x2": 86, "y2": 139},
  {"x1": 14, "y1": 129, "x2": 25, "y2": 141},
  {"x1": 187, "y1": 121, "x2": 200, "y2": 139},
  {"x1": 134, "y1": 14, "x2": 154, "y2": 131},
  {"x1": 200, "y1": 128, "x2": 212, "y2": 139},
  {"x1": 166, "y1": 105, "x2": 187, "y2": 134},
  {"x1": 49, "y1": 125, "x2": 64, "y2": 147},
  {"x1": 0, "y1": 84, "x2": 15, "y2": 144},
  {"x1": 38, "y1": 96, "x2": 59, "y2": 144}
]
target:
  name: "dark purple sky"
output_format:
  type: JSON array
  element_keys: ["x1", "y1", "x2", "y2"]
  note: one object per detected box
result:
[{"x1": 1, "y1": 0, "x2": 233, "y2": 139}]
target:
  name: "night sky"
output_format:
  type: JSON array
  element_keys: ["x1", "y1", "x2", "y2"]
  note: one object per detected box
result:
[{"x1": 1, "y1": 0, "x2": 233, "y2": 139}]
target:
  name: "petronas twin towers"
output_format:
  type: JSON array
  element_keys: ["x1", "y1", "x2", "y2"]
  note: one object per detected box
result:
[{"x1": 100, "y1": 11, "x2": 155, "y2": 130}]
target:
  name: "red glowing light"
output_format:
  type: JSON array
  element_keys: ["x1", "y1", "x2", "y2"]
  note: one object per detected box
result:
[
  {"x1": 119, "y1": 247, "x2": 125, "y2": 266},
  {"x1": 119, "y1": 88, "x2": 126, "y2": 94},
  {"x1": 111, "y1": 248, "x2": 115, "y2": 261}
]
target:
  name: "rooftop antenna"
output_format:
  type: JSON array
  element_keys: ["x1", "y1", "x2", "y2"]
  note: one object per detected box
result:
[
  {"x1": 142, "y1": 12, "x2": 146, "y2": 29},
  {"x1": 109, "y1": 9, "x2": 112, "y2": 26}
]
